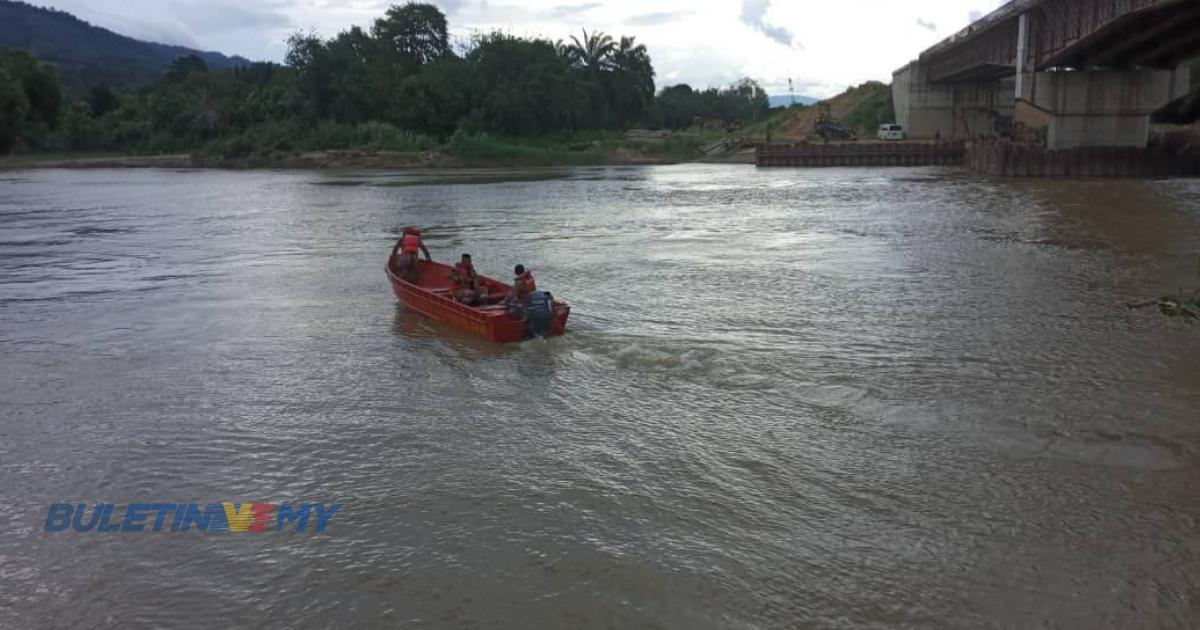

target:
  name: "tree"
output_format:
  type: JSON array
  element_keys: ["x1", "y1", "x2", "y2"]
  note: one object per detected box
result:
[
  {"x1": 324, "y1": 26, "x2": 387, "y2": 123},
  {"x1": 88, "y1": 83, "x2": 120, "y2": 117},
  {"x1": 226, "y1": 63, "x2": 296, "y2": 133},
  {"x1": 610, "y1": 36, "x2": 655, "y2": 126},
  {"x1": 183, "y1": 73, "x2": 223, "y2": 135},
  {"x1": 566, "y1": 29, "x2": 615, "y2": 75},
  {"x1": 286, "y1": 31, "x2": 337, "y2": 121},
  {"x1": 372, "y1": 3, "x2": 452, "y2": 75},
  {"x1": 4, "y1": 3, "x2": 680, "y2": 156},
  {"x1": 465, "y1": 33, "x2": 584, "y2": 134},
  {"x1": 0, "y1": 49, "x2": 63, "y2": 150},
  {"x1": 648, "y1": 79, "x2": 770, "y2": 130},
  {"x1": 166, "y1": 55, "x2": 209, "y2": 83},
  {"x1": 0, "y1": 67, "x2": 31, "y2": 152},
  {"x1": 285, "y1": 31, "x2": 323, "y2": 70},
  {"x1": 560, "y1": 30, "x2": 656, "y2": 128},
  {"x1": 21, "y1": 62, "x2": 62, "y2": 129},
  {"x1": 396, "y1": 58, "x2": 471, "y2": 135},
  {"x1": 649, "y1": 83, "x2": 704, "y2": 129}
]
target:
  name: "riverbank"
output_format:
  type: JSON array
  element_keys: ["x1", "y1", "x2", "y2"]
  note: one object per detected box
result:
[
  {"x1": 0, "y1": 131, "x2": 719, "y2": 171},
  {"x1": 0, "y1": 151, "x2": 679, "y2": 170},
  {"x1": 0, "y1": 153, "x2": 196, "y2": 169},
  {"x1": 0, "y1": 149, "x2": 687, "y2": 170}
]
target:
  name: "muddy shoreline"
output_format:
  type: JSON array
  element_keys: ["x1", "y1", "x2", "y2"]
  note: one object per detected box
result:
[{"x1": 0, "y1": 149, "x2": 719, "y2": 171}]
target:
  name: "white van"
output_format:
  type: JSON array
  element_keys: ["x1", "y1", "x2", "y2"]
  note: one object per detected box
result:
[{"x1": 877, "y1": 123, "x2": 905, "y2": 141}]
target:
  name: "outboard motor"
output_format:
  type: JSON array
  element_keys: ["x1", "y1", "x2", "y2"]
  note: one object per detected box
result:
[{"x1": 523, "y1": 290, "x2": 554, "y2": 339}]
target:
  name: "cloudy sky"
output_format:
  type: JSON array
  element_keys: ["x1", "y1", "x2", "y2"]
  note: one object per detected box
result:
[{"x1": 41, "y1": 0, "x2": 1005, "y2": 98}]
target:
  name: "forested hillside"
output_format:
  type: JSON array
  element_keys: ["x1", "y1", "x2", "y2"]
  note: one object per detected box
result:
[
  {"x1": 1, "y1": 2, "x2": 774, "y2": 163},
  {"x1": 0, "y1": 0, "x2": 250, "y2": 89}
]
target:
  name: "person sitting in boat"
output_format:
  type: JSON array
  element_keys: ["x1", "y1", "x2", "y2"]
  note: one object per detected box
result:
[
  {"x1": 504, "y1": 264, "x2": 552, "y2": 337},
  {"x1": 391, "y1": 227, "x2": 431, "y2": 283},
  {"x1": 450, "y1": 253, "x2": 482, "y2": 305},
  {"x1": 510, "y1": 264, "x2": 536, "y2": 303}
]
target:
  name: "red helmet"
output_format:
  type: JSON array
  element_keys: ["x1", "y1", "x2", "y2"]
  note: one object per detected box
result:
[{"x1": 402, "y1": 226, "x2": 420, "y2": 236}]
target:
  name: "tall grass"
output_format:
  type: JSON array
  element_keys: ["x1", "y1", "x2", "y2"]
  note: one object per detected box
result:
[
  {"x1": 442, "y1": 130, "x2": 704, "y2": 165},
  {"x1": 196, "y1": 121, "x2": 439, "y2": 159},
  {"x1": 444, "y1": 131, "x2": 575, "y2": 165},
  {"x1": 841, "y1": 83, "x2": 896, "y2": 134}
]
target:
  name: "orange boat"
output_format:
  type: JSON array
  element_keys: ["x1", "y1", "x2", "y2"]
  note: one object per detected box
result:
[{"x1": 386, "y1": 254, "x2": 570, "y2": 343}]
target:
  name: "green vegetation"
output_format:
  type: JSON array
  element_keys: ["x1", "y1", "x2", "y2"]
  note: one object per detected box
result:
[
  {"x1": 1161, "y1": 258, "x2": 1200, "y2": 320},
  {"x1": 0, "y1": 48, "x2": 62, "y2": 153},
  {"x1": 1157, "y1": 296, "x2": 1200, "y2": 320},
  {"x1": 840, "y1": 81, "x2": 895, "y2": 135},
  {"x1": 0, "y1": 2, "x2": 770, "y2": 166},
  {"x1": 649, "y1": 80, "x2": 771, "y2": 130},
  {"x1": 741, "y1": 104, "x2": 810, "y2": 140},
  {"x1": 1131, "y1": 257, "x2": 1200, "y2": 321}
]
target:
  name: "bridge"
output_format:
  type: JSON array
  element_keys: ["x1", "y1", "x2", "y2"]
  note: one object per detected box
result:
[{"x1": 894, "y1": 0, "x2": 1199, "y2": 149}]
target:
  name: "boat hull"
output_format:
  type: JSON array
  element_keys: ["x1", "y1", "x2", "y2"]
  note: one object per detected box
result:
[{"x1": 386, "y1": 258, "x2": 569, "y2": 343}]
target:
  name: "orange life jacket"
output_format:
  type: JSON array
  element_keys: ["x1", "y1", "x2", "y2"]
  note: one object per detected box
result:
[
  {"x1": 515, "y1": 271, "x2": 536, "y2": 300},
  {"x1": 400, "y1": 233, "x2": 421, "y2": 255}
]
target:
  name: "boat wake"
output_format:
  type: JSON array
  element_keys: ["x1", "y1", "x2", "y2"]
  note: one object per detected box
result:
[
  {"x1": 555, "y1": 330, "x2": 717, "y2": 375},
  {"x1": 610, "y1": 343, "x2": 713, "y2": 373}
]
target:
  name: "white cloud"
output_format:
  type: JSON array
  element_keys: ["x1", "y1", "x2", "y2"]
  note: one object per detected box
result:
[
  {"x1": 739, "y1": 0, "x2": 795, "y2": 48},
  {"x1": 39, "y1": 0, "x2": 1007, "y2": 98}
]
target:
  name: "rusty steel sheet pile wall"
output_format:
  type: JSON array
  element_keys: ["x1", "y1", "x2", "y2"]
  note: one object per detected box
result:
[
  {"x1": 966, "y1": 137, "x2": 1200, "y2": 176},
  {"x1": 756, "y1": 142, "x2": 967, "y2": 168}
]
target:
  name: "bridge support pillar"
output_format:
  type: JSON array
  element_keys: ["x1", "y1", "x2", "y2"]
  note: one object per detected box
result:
[
  {"x1": 893, "y1": 61, "x2": 1013, "y2": 140},
  {"x1": 1017, "y1": 68, "x2": 1191, "y2": 150},
  {"x1": 1014, "y1": 13, "x2": 1031, "y2": 102}
]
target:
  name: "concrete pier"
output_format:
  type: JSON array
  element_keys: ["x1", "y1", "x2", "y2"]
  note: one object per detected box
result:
[
  {"x1": 1019, "y1": 68, "x2": 1191, "y2": 149},
  {"x1": 893, "y1": 62, "x2": 1013, "y2": 140}
]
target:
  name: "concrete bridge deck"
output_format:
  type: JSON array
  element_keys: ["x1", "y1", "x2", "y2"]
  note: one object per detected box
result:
[
  {"x1": 893, "y1": 0, "x2": 1198, "y2": 153},
  {"x1": 920, "y1": 0, "x2": 1199, "y2": 83}
]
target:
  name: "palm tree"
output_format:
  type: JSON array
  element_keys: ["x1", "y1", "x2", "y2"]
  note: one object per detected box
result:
[
  {"x1": 563, "y1": 30, "x2": 655, "y2": 127},
  {"x1": 552, "y1": 39, "x2": 572, "y2": 60},
  {"x1": 613, "y1": 37, "x2": 653, "y2": 94},
  {"x1": 611, "y1": 36, "x2": 655, "y2": 125},
  {"x1": 566, "y1": 29, "x2": 616, "y2": 74}
]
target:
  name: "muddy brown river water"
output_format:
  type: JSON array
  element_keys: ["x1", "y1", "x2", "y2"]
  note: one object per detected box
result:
[{"x1": 1, "y1": 165, "x2": 1199, "y2": 628}]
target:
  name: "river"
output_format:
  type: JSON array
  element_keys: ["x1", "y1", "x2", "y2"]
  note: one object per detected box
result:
[{"x1": 2, "y1": 165, "x2": 1199, "y2": 628}]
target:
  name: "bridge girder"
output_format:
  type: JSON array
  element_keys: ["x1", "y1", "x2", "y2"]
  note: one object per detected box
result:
[
  {"x1": 919, "y1": 0, "x2": 1199, "y2": 84},
  {"x1": 1034, "y1": 0, "x2": 1198, "y2": 69}
]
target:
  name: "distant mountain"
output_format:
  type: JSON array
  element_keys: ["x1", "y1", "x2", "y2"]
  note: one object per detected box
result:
[
  {"x1": 0, "y1": 0, "x2": 252, "y2": 90},
  {"x1": 769, "y1": 94, "x2": 819, "y2": 108}
]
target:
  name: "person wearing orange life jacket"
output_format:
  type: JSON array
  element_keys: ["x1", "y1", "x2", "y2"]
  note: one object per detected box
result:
[
  {"x1": 511, "y1": 264, "x2": 536, "y2": 302},
  {"x1": 449, "y1": 253, "x2": 484, "y2": 305},
  {"x1": 391, "y1": 227, "x2": 431, "y2": 282},
  {"x1": 506, "y1": 264, "x2": 554, "y2": 338}
]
